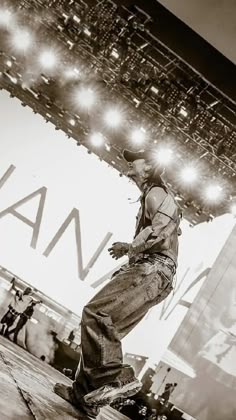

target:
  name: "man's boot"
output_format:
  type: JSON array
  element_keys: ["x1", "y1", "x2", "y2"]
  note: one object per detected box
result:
[
  {"x1": 83, "y1": 377, "x2": 142, "y2": 407},
  {"x1": 54, "y1": 383, "x2": 99, "y2": 419}
]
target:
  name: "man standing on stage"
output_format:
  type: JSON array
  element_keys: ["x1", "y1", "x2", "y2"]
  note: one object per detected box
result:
[
  {"x1": 7, "y1": 299, "x2": 41, "y2": 344},
  {"x1": 0, "y1": 286, "x2": 33, "y2": 337},
  {"x1": 54, "y1": 149, "x2": 182, "y2": 419}
]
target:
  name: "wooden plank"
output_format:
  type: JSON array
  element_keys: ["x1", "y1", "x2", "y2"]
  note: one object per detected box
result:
[{"x1": 0, "y1": 336, "x2": 129, "y2": 419}]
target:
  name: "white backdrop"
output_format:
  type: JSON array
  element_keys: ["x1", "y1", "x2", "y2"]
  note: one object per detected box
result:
[
  {"x1": 0, "y1": 90, "x2": 139, "y2": 312},
  {"x1": 0, "y1": 90, "x2": 235, "y2": 359}
]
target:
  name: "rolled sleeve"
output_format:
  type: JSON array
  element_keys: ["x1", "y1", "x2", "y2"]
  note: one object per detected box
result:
[{"x1": 129, "y1": 211, "x2": 170, "y2": 255}]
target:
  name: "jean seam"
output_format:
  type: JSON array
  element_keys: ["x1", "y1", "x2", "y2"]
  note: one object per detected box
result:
[{"x1": 100, "y1": 334, "x2": 105, "y2": 366}]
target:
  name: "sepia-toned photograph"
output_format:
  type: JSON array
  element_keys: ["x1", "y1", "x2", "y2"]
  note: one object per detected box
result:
[{"x1": 0, "y1": 1, "x2": 235, "y2": 419}]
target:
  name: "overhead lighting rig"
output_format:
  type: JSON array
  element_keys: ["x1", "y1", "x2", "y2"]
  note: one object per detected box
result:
[{"x1": 0, "y1": 0, "x2": 236, "y2": 226}]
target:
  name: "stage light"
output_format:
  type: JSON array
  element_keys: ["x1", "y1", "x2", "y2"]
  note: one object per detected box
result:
[
  {"x1": 5, "y1": 73, "x2": 17, "y2": 84},
  {"x1": 83, "y1": 27, "x2": 91, "y2": 37},
  {"x1": 10, "y1": 29, "x2": 33, "y2": 52},
  {"x1": 179, "y1": 106, "x2": 188, "y2": 117},
  {"x1": 175, "y1": 196, "x2": 182, "y2": 202},
  {"x1": 130, "y1": 127, "x2": 146, "y2": 144},
  {"x1": 139, "y1": 41, "x2": 149, "y2": 50},
  {"x1": 74, "y1": 87, "x2": 96, "y2": 109},
  {"x1": 104, "y1": 109, "x2": 122, "y2": 127},
  {"x1": 105, "y1": 143, "x2": 111, "y2": 151},
  {"x1": 64, "y1": 67, "x2": 80, "y2": 80},
  {"x1": 73, "y1": 15, "x2": 81, "y2": 24},
  {"x1": 38, "y1": 49, "x2": 58, "y2": 70},
  {"x1": 133, "y1": 98, "x2": 141, "y2": 108},
  {"x1": 150, "y1": 86, "x2": 159, "y2": 95},
  {"x1": 155, "y1": 147, "x2": 173, "y2": 165},
  {"x1": 110, "y1": 49, "x2": 119, "y2": 59},
  {"x1": 90, "y1": 132, "x2": 104, "y2": 147},
  {"x1": 207, "y1": 99, "x2": 220, "y2": 109},
  {"x1": 69, "y1": 118, "x2": 76, "y2": 126},
  {"x1": 180, "y1": 166, "x2": 198, "y2": 183},
  {"x1": 66, "y1": 40, "x2": 74, "y2": 50},
  {"x1": 0, "y1": 8, "x2": 13, "y2": 27},
  {"x1": 205, "y1": 185, "x2": 222, "y2": 201}
]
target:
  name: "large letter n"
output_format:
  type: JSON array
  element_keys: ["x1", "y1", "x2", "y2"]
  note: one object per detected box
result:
[{"x1": 43, "y1": 208, "x2": 112, "y2": 281}]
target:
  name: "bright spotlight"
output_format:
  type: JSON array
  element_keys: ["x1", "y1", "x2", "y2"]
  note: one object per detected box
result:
[
  {"x1": 130, "y1": 128, "x2": 146, "y2": 145},
  {"x1": 205, "y1": 185, "x2": 222, "y2": 201},
  {"x1": 179, "y1": 106, "x2": 188, "y2": 117},
  {"x1": 0, "y1": 8, "x2": 13, "y2": 27},
  {"x1": 38, "y1": 49, "x2": 58, "y2": 70},
  {"x1": 74, "y1": 87, "x2": 96, "y2": 109},
  {"x1": 150, "y1": 86, "x2": 159, "y2": 95},
  {"x1": 69, "y1": 118, "x2": 76, "y2": 126},
  {"x1": 83, "y1": 27, "x2": 92, "y2": 37},
  {"x1": 110, "y1": 49, "x2": 119, "y2": 59},
  {"x1": 155, "y1": 147, "x2": 173, "y2": 165},
  {"x1": 64, "y1": 67, "x2": 80, "y2": 80},
  {"x1": 10, "y1": 29, "x2": 33, "y2": 52},
  {"x1": 180, "y1": 166, "x2": 198, "y2": 183},
  {"x1": 104, "y1": 109, "x2": 122, "y2": 127},
  {"x1": 90, "y1": 132, "x2": 104, "y2": 147}
]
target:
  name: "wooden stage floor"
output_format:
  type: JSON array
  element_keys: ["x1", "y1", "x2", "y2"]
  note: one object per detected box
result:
[{"x1": 0, "y1": 336, "x2": 129, "y2": 420}]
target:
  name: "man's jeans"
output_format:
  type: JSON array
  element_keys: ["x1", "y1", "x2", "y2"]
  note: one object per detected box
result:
[{"x1": 73, "y1": 253, "x2": 175, "y2": 401}]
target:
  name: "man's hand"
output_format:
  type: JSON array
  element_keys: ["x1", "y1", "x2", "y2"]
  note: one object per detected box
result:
[
  {"x1": 108, "y1": 242, "x2": 130, "y2": 260},
  {"x1": 35, "y1": 300, "x2": 42, "y2": 305}
]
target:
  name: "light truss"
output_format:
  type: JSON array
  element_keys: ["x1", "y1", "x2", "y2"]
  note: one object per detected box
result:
[{"x1": 0, "y1": 0, "x2": 236, "y2": 225}]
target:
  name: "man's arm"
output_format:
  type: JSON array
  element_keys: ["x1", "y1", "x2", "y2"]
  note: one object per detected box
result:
[
  {"x1": 129, "y1": 187, "x2": 173, "y2": 255},
  {"x1": 108, "y1": 187, "x2": 177, "y2": 260},
  {"x1": 32, "y1": 299, "x2": 42, "y2": 305},
  {"x1": 8, "y1": 289, "x2": 22, "y2": 308}
]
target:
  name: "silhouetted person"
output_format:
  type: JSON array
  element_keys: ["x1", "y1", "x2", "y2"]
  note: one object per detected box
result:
[
  {"x1": 68, "y1": 329, "x2": 76, "y2": 346},
  {"x1": 0, "y1": 286, "x2": 29, "y2": 336},
  {"x1": 7, "y1": 299, "x2": 41, "y2": 344},
  {"x1": 9, "y1": 277, "x2": 16, "y2": 291},
  {"x1": 160, "y1": 383, "x2": 177, "y2": 403},
  {"x1": 0, "y1": 295, "x2": 19, "y2": 336}
]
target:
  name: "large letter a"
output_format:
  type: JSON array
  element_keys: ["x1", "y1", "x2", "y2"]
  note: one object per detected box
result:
[{"x1": 0, "y1": 187, "x2": 47, "y2": 249}]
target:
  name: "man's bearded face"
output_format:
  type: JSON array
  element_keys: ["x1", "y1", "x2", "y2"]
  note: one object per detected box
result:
[{"x1": 127, "y1": 158, "x2": 150, "y2": 186}]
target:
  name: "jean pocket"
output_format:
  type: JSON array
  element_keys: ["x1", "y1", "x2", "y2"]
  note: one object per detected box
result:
[{"x1": 146, "y1": 273, "x2": 173, "y2": 303}]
